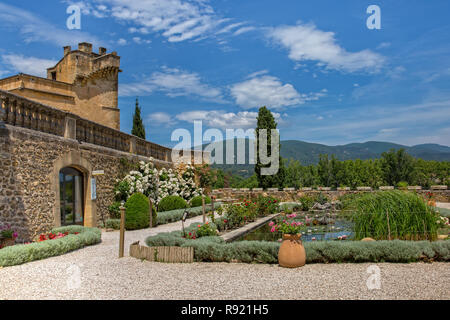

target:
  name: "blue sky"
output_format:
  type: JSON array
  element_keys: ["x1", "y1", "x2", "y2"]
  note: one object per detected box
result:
[{"x1": 0, "y1": 0, "x2": 449, "y2": 147}]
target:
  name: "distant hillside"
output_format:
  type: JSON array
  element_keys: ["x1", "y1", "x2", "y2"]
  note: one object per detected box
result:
[{"x1": 203, "y1": 139, "x2": 450, "y2": 178}]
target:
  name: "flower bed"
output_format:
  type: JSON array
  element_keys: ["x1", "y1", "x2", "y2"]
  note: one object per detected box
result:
[
  {"x1": 145, "y1": 227, "x2": 450, "y2": 264},
  {"x1": 214, "y1": 196, "x2": 279, "y2": 232},
  {"x1": 0, "y1": 226, "x2": 101, "y2": 267}
]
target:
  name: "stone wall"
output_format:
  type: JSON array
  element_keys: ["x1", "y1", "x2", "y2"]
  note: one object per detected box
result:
[
  {"x1": 212, "y1": 188, "x2": 450, "y2": 203},
  {"x1": 0, "y1": 124, "x2": 170, "y2": 242}
]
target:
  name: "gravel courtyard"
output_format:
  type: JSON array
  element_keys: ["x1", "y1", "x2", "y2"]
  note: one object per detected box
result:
[{"x1": 1, "y1": 215, "x2": 449, "y2": 300}]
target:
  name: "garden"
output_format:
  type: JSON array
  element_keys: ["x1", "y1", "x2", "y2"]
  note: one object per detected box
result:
[
  {"x1": 145, "y1": 190, "x2": 450, "y2": 265},
  {"x1": 102, "y1": 161, "x2": 220, "y2": 230}
]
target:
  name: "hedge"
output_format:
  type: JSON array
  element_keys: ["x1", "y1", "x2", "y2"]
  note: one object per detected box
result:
[
  {"x1": 158, "y1": 195, "x2": 188, "y2": 212},
  {"x1": 0, "y1": 226, "x2": 101, "y2": 267},
  {"x1": 125, "y1": 193, "x2": 157, "y2": 230},
  {"x1": 100, "y1": 203, "x2": 222, "y2": 230},
  {"x1": 145, "y1": 230, "x2": 450, "y2": 264},
  {"x1": 157, "y1": 202, "x2": 221, "y2": 225},
  {"x1": 190, "y1": 196, "x2": 211, "y2": 208}
]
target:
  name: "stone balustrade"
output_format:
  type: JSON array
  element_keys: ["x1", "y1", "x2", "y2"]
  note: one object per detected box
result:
[{"x1": 0, "y1": 89, "x2": 204, "y2": 163}]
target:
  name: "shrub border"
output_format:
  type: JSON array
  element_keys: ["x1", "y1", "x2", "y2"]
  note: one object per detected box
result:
[
  {"x1": 146, "y1": 230, "x2": 450, "y2": 264},
  {"x1": 101, "y1": 203, "x2": 222, "y2": 230},
  {"x1": 0, "y1": 226, "x2": 102, "y2": 267}
]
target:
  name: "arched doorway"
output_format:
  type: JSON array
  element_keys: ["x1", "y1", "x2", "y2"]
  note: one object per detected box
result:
[{"x1": 59, "y1": 167, "x2": 84, "y2": 225}]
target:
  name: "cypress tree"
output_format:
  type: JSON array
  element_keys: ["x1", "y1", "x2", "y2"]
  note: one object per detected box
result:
[
  {"x1": 254, "y1": 106, "x2": 286, "y2": 188},
  {"x1": 132, "y1": 97, "x2": 146, "y2": 140}
]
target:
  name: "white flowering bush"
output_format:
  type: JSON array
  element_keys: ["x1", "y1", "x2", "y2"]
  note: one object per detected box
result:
[{"x1": 114, "y1": 159, "x2": 202, "y2": 205}]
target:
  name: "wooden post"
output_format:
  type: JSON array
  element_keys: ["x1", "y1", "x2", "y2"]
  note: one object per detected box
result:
[
  {"x1": 119, "y1": 205, "x2": 125, "y2": 258},
  {"x1": 149, "y1": 199, "x2": 153, "y2": 228},
  {"x1": 202, "y1": 193, "x2": 206, "y2": 223},
  {"x1": 386, "y1": 210, "x2": 391, "y2": 240}
]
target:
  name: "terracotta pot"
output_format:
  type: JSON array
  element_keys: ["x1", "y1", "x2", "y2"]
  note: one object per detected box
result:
[
  {"x1": 278, "y1": 234, "x2": 306, "y2": 268},
  {"x1": 427, "y1": 200, "x2": 436, "y2": 207}
]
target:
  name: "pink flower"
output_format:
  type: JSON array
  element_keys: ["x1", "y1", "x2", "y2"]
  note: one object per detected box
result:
[
  {"x1": 270, "y1": 226, "x2": 276, "y2": 233},
  {"x1": 268, "y1": 221, "x2": 274, "y2": 227}
]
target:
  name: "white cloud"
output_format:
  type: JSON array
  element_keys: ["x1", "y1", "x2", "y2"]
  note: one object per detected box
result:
[
  {"x1": 146, "y1": 112, "x2": 175, "y2": 126},
  {"x1": 78, "y1": 0, "x2": 230, "y2": 42},
  {"x1": 216, "y1": 22, "x2": 246, "y2": 34},
  {"x1": 175, "y1": 110, "x2": 284, "y2": 129},
  {"x1": 117, "y1": 38, "x2": 128, "y2": 45},
  {"x1": 230, "y1": 74, "x2": 326, "y2": 109},
  {"x1": 377, "y1": 42, "x2": 391, "y2": 49},
  {"x1": 132, "y1": 37, "x2": 151, "y2": 44},
  {"x1": 0, "y1": 3, "x2": 101, "y2": 47},
  {"x1": 119, "y1": 67, "x2": 223, "y2": 102},
  {"x1": 267, "y1": 23, "x2": 385, "y2": 73},
  {"x1": 233, "y1": 26, "x2": 256, "y2": 36},
  {"x1": 1, "y1": 54, "x2": 57, "y2": 77}
]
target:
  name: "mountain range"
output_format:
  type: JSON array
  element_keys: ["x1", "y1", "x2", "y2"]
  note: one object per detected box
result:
[{"x1": 202, "y1": 139, "x2": 450, "y2": 178}]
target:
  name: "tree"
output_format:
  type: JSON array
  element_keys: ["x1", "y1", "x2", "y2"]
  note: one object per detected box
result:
[
  {"x1": 132, "y1": 98, "x2": 146, "y2": 139},
  {"x1": 254, "y1": 106, "x2": 286, "y2": 188},
  {"x1": 380, "y1": 148, "x2": 415, "y2": 185}
]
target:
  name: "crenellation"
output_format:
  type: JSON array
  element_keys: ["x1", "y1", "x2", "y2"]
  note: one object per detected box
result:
[{"x1": 0, "y1": 42, "x2": 121, "y2": 130}]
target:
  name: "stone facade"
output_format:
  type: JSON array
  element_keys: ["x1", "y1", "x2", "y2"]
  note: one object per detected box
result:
[
  {"x1": 0, "y1": 43, "x2": 120, "y2": 130},
  {"x1": 0, "y1": 123, "x2": 172, "y2": 242}
]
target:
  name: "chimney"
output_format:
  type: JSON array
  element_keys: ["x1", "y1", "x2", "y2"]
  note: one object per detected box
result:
[
  {"x1": 78, "y1": 42, "x2": 93, "y2": 53},
  {"x1": 99, "y1": 47, "x2": 107, "y2": 55},
  {"x1": 64, "y1": 46, "x2": 71, "y2": 56}
]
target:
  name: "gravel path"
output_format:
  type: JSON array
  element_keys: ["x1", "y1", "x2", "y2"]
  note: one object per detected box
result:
[{"x1": 1, "y1": 214, "x2": 449, "y2": 300}]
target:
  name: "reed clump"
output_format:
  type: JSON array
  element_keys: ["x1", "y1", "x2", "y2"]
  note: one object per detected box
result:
[{"x1": 351, "y1": 191, "x2": 439, "y2": 240}]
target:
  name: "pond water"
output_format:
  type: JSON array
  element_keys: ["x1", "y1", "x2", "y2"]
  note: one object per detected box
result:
[{"x1": 237, "y1": 218, "x2": 354, "y2": 242}]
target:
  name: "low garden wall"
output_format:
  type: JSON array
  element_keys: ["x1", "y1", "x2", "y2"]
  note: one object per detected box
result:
[{"x1": 212, "y1": 188, "x2": 450, "y2": 203}]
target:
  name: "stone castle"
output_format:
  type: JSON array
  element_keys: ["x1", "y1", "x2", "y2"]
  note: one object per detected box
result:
[
  {"x1": 0, "y1": 43, "x2": 206, "y2": 241},
  {"x1": 0, "y1": 42, "x2": 120, "y2": 129}
]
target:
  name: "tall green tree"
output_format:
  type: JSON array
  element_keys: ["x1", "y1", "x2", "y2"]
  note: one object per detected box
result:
[
  {"x1": 381, "y1": 148, "x2": 415, "y2": 185},
  {"x1": 254, "y1": 106, "x2": 286, "y2": 188},
  {"x1": 132, "y1": 98, "x2": 146, "y2": 140}
]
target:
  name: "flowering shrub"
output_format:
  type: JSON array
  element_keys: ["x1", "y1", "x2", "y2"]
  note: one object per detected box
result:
[
  {"x1": 425, "y1": 192, "x2": 434, "y2": 200},
  {"x1": 217, "y1": 197, "x2": 281, "y2": 231},
  {"x1": 256, "y1": 196, "x2": 279, "y2": 216},
  {"x1": 114, "y1": 160, "x2": 201, "y2": 205},
  {"x1": 269, "y1": 214, "x2": 304, "y2": 235},
  {"x1": 184, "y1": 222, "x2": 218, "y2": 239},
  {"x1": 0, "y1": 224, "x2": 18, "y2": 239}
]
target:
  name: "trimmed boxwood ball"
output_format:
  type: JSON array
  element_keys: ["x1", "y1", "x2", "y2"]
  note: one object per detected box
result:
[
  {"x1": 190, "y1": 195, "x2": 211, "y2": 208},
  {"x1": 125, "y1": 193, "x2": 157, "y2": 229},
  {"x1": 158, "y1": 195, "x2": 187, "y2": 212}
]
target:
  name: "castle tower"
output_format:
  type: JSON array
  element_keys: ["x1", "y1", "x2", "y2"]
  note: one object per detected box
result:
[{"x1": 0, "y1": 42, "x2": 121, "y2": 129}]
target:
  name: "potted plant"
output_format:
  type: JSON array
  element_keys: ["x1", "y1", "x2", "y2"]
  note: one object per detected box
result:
[
  {"x1": 270, "y1": 214, "x2": 306, "y2": 268},
  {"x1": 0, "y1": 224, "x2": 18, "y2": 249}
]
